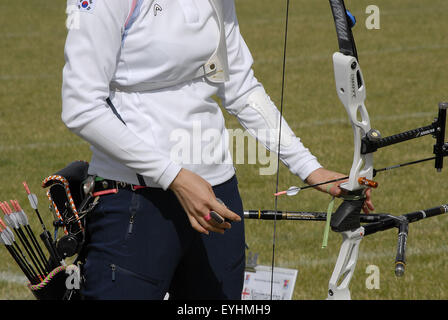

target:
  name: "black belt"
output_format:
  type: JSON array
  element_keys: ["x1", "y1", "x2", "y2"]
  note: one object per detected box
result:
[{"x1": 92, "y1": 178, "x2": 148, "y2": 197}]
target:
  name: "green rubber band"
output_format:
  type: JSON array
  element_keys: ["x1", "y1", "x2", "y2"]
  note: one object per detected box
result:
[{"x1": 322, "y1": 196, "x2": 335, "y2": 249}]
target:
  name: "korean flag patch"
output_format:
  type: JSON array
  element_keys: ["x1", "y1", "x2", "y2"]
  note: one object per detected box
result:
[{"x1": 78, "y1": 0, "x2": 95, "y2": 12}]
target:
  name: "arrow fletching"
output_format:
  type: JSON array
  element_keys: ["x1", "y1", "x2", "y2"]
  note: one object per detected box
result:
[
  {"x1": 274, "y1": 186, "x2": 301, "y2": 197},
  {"x1": 286, "y1": 186, "x2": 301, "y2": 196},
  {"x1": 27, "y1": 193, "x2": 38, "y2": 210},
  {"x1": 23, "y1": 181, "x2": 47, "y2": 231},
  {"x1": 23, "y1": 182, "x2": 39, "y2": 209}
]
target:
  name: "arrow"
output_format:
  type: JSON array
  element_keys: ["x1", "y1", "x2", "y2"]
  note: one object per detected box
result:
[
  {"x1": 274, "y1": 176, "x2": 378, "y2": 197},
  {"x1": 1, "y1": 202, "x2": 47, "y2": 278},
  {"x1": 0, "y1": 217, "x2": 39, "y2": 284},
  {"x1": 10, "y1": 200, "x2": 51, "y2": 272},
  {"x1": 23, "y1": 182, "x2": 47, "y2": 231},
  {"x1": 22, "y1": 182, "x2": 63, "y2": 268}
]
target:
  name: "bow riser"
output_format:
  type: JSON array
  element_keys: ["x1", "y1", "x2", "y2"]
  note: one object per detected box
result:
[
  {"x1": 333, "y1": 52, "x2": 373, "y2": 191},
  {"x1": 327, "y1": 227, "x2": 365, "y2": 300}
]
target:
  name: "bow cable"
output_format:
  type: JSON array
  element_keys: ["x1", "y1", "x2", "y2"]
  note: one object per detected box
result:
[{"x1": 271, "y1": 0, "x2": 291, "y2": 300}]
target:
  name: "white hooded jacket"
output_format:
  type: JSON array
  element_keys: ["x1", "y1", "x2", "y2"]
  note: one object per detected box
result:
[{"x1": 62, "y1": 0, "x2": 321, "y2": 189}]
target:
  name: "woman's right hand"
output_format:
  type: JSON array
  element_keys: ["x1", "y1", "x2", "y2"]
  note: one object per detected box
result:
[{"x1": 169, "y1": 168, "x2": 241, "y2": 235}]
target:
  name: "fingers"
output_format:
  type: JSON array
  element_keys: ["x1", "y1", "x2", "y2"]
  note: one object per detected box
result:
[
  {"x1": 187, "y1": 212, "x2": 230, "y2": 236},
  {"x1": 206, "y1": 211, "x2": 225, "y2": 224},
  {"x1": 212, "y1": 198, "x2": 242, "y2": 223},
  {"x1": 203, "y1": 218, "x2": 232, "y2": 235},
  {"x1": 192, "y1": 213, "x2": 233, "y2": 236},
  {"x1": 185, "y1": 198, "x2": 241, "y2": 236},
  {"x1": 362, "y1": 201, "x2": 375, "y2": 214},
  {"x1": 199, "y1": 198, "x2": 241, "y2": 234},
  {"x1": 327, "y1": 183, "x2": 344, "y2": 197},
  {"x1": 187, "y1": 215, "x2": 210, "y2": 235},
  {"x1": 362, "y1": 188, "x2": 375, "y2": 214},
  {"x1": 327, "y1": 183, "x2": 375, "y2": 214},
  {"x1": 170, "y1": 169, "x2": 240, "y2": 235}
]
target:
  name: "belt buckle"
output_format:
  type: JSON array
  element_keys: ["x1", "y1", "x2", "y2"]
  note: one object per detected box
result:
[
  {"x1": 118, "y1": 181, "x2": 128, "y2": 189},
  {"x1": 92, "y1": 179, "x2": 119, "y2": 197}
]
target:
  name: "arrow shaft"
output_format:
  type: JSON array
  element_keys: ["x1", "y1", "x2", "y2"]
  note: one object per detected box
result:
[
  {"x1": 5, "y1": 245, "x2": 38, "y2": 284},
  {"x1": 24, "y1": 225, "x2": 51, "y2": 272},
  {"x1": 14, "y1": 227, "x2": 47, "y2": 278},
  {"x1": 10, "y1": 241, "x2": 39, "y2": 282}
]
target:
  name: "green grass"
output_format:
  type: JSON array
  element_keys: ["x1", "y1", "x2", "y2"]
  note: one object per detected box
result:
[{"x1": 0, "y1": 0, "x2": 447, "y2": 300}]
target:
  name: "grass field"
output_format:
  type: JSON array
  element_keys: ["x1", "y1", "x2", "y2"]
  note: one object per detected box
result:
[{"x1": 0, "y1": 0, "x2": 447, "y2": 300}]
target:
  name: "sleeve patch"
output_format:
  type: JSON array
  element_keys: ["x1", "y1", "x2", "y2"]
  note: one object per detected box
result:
[{"x1": 78, "y1": 0, "x2": 96, "y2": 12}]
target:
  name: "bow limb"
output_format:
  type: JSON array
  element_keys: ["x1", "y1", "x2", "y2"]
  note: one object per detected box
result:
[{"x1": 329, "y1": 0, "x2": 374, "y2": 192}]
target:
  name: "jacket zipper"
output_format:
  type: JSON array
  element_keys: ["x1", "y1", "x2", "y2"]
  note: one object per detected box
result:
[
  {"x1": 111, "y1": 264, "x2": 116, "y2": 281},
  {"x1": 128, "y1": 214, "x2": 135, "y2": 234}
]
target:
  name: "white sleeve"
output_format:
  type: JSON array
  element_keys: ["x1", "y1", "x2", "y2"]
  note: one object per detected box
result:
[
  {"x1": 219, "y1": 1, "x2": 322, "y2": 181},
  {"x1": 61, "y1": 0, "x2": 181, "y2": 190},
  {"x1": 235, "y1": 89, "x2": 322, "y2": 181}
]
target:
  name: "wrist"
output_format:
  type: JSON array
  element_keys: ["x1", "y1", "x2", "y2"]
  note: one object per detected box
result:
[{"x1": 168, "y1": 168, "x2": 185, "y2": 192}]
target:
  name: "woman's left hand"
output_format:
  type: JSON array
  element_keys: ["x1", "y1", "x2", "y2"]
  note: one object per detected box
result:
[{"x1": 305, "y1": 168, "x2": 375, "y2": 214}]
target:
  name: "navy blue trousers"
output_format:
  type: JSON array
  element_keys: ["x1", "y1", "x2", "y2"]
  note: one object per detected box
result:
[{"x1": 81, "y1": 175, "x2": 245, "y2": 300}]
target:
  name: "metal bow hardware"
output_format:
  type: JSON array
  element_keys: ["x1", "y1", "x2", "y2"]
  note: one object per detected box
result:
[
  {"x1": 245, "y1": 204, "x2": 448, "y2": 299},
  {"x1": 250, "y1": 0, "x2": 448, "y2": 300}
]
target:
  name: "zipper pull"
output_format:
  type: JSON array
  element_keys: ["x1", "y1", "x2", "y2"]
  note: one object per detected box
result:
[
  {"x1": 110, "y1": 264, "x2": 116, "y2": 281},
  {"x1": 128, "y1": 215, "x2": 135, "y2": 234}
]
